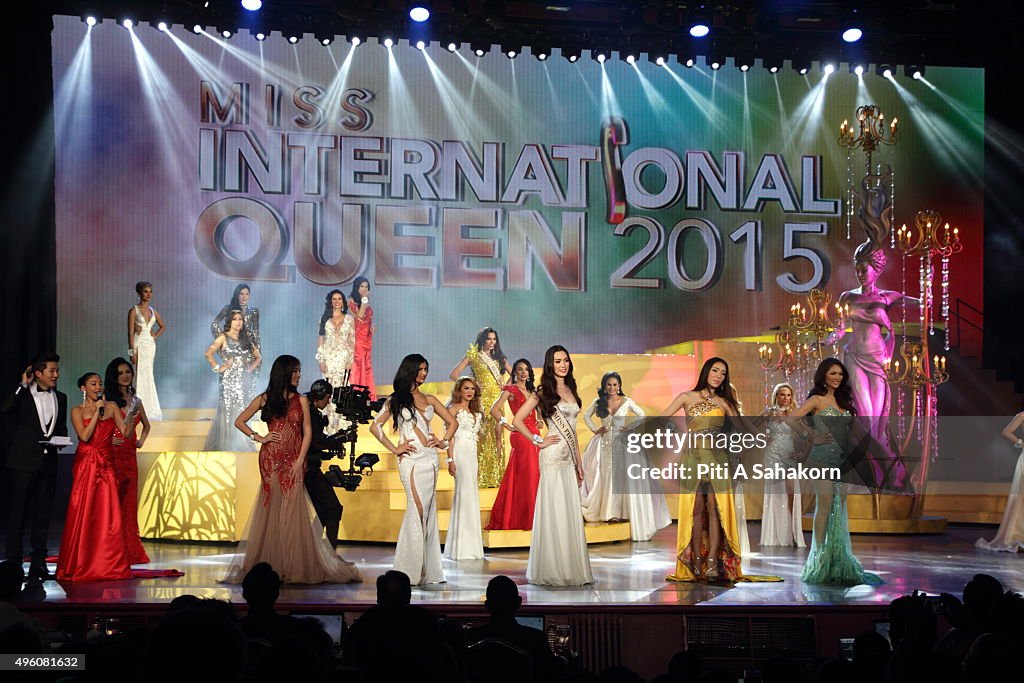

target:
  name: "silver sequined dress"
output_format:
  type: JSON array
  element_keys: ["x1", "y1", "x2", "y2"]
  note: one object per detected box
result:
[{"x1": 205, "y1": 335, "x2": 256, "y2": 451}]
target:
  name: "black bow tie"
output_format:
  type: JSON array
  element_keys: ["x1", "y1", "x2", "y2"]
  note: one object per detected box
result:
[{"x1": 35, "y1": 387, "x2": 51, "y2": 393}]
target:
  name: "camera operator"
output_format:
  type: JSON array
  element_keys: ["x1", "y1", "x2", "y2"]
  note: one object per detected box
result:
[{"x1": 306, "y1": 379, "x2": 344, "y2": 549}]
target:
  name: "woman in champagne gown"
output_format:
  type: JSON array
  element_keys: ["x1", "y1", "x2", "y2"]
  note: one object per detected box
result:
[
  {"x1": 443, "y1": 377, "x2": 485, "y2": 561},
  {"x1": 371, "y1": 354, "x2": 458, "y2": 585},
  {"x1": 976, "y1": 411, "x2": 1024, "y2": 552},
  {"x1": 205, "y1": 311, "x2": 261, "y2": 451},
  {"x1": 57, "y1": 373, "x2": 134, "y2": 582},
  {"x1": 223, "y1": 356, "x2": 360, "y2": 584},
  {"x1": 665, "y1": 358, "x2": 780, "y2": 583},
  {"x1": 487, "y1": 359, "x2": 541, "y2": 530},
  {"x1": 512, "y1": 346, "x2": 593, "y2": 586},
  {"x1": 789, "y1": 358, "x2": 881, "y2": 585},
  {"x1": 127, "y1": 281, "x2": 165, "y2": 421},
  {"x1": 760, "y1": 383, "x2": 805, "y2": 548},
  {"x1": 348, "y1": 277, "x2": 377, "y2": 399},
  {"x1": 104, "y1": 358, "x2": 151, "y2": 565},
  {"x1": 451, "y1": 327, "x2": 513, "y2": 488}
]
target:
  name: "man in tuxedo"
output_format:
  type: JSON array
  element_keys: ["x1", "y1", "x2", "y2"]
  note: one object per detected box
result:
[
  {"x1": 305, "y1": 379, "x2": 343, "y2": 549},
  {"x1": 1, "y1": 353, "x2": 67, "y2": 584}
]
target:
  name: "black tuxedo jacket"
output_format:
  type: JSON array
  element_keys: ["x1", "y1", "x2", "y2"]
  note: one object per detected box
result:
[{"x1": 0, "y1": 384, "x2": 69, "y2": 472}]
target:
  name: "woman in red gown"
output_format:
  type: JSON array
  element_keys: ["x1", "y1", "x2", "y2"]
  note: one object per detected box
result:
[
  {"x1": 57, "y1": 373, "x2": 134, "y2": 582},
  {"x1": 223, "y1": 355, "x2": 360, "y2": 584},
  {"x1": 486, "y1": 359, "x2": 541, "y2": 530},
  {"x1": 104, "y1": 357, "x2": 151, "y2": 565},
  {"x1": 348, "y1": 277, "x2": 377, "y2": 399}
]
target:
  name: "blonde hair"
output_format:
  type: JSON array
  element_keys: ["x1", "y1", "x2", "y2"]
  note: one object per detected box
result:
[
  {"x1": 448, "y1": 376, "x2": 482, "y2": 415},
  {"x1": 771, "y1": 382, "x2": 795, "y2": 414}
]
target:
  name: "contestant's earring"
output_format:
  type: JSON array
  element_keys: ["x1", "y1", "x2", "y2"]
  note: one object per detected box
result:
[{"x1": 82, "y1": 388, "x2": 87, "y2": 403}]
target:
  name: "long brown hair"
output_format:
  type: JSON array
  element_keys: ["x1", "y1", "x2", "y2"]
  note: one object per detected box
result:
[
  {"x1": 538, "y1": 345, "x2": 581, "y2": 419},
  {"x1": 808, "y1": 358, "x2": 857, "y2": 414},
  {"x1": 448, "y1": 376, "x2": 483, "y2": 415}
]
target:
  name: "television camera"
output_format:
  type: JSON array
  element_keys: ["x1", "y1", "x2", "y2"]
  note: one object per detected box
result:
[{"x1": 320, "y1": 374, "x2": 387, "y2": 492}]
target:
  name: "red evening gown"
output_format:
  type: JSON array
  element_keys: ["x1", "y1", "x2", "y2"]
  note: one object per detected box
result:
[
  {"x1": 486, "y1": 385, "x2": 541, "y2": 530},
  {"x1": 112, "y1": 407, "x2": 149, "y2": 565},
  {"x1": 57, "y1": 418, "x2": 134, "y2": 582},
  {"x1": 223, "y1": 394, "x2": 360, "y2": 584},
  {"x1": 348, "y1": 300, "x2": 376, "y2": 399}
]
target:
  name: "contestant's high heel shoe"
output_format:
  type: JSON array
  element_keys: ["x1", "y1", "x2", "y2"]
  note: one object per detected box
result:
[
  {"x1": 705, "y1": 558, "x2": 728, "y2": 583},
  {"x1": 683, "y1": 551, "x2": 706, "y2": 579}
]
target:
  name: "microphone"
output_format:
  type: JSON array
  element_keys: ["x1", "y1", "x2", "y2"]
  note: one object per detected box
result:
[{"x1": 97, "y1": 402, "x2": 105, "y2": 417}]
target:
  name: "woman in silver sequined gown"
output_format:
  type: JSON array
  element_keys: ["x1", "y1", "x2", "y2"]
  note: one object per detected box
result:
[{"x1": 205, "y1": 310, "x2": 261, "y2": 451}]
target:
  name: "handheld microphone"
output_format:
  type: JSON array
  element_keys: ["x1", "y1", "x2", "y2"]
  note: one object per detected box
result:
[{"x1": 97, "y1": 402, "x2": 105, "y2": 417}]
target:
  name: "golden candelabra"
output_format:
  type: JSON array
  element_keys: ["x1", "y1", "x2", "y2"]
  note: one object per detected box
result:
[
  {"x1": 838, "y1": 104, "x2": 899, "y2": 173},
  {"x1": 758, "y1": 288, "x2": 843, "y2": 376}
]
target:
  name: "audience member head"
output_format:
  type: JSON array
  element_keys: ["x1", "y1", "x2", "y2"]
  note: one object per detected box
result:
[
  {"x1": 0, "y1": 561, "x2": 24, "y2": 603},
  {"x1": 166, "y1": 594, "x2": 203, "y2": 615},
  {"x1": 962, "y1": 633, "x2": 1015, "y2": 683},
  {"x1": 376, "y1": 570, "x2": 412, "y2": 608},
  {"x1": 0, "y1": 622, "x2": 44, "y2": 655},
  {"x1": 963, "y1": 573, "x2": 1004, "y2": 632},
  {"x1": 888, "y1": 594, "x2": 937, "y2": 649},
  {"x1": 484, "y1": 575, "x2": 522, "y2": 618},
  {"x1": 242, "y1": 563, "x2": 281, "y2": 610},
  {"x1": 149, "y1": 606, "x2": 246, "y2": 683},
  {"x1": 989, "y1": 590, "x2": 1024, "y2": 643},
  {"x1": 851, "y1": 630, "x2": 890, "y2": 678},
  {"x1": 668, "y1": 650, "x2": 704, "y2": 682}
]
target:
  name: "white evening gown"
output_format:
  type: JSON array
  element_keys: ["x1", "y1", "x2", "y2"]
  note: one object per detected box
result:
[
  {"x1": 132, "y1": 305, "x2": 162, "y2": 421},
  {"x1": 392, "y1": 404, "x2": 445, "y2": 584},
  {"x1": 443, "y1": 410, "x2": 484, "y2": 560},
  {"x1": 527, "y1": 402, "x2": 594, "y2": 586},
  {"x1": 760, "y1": 418, "x2": 805, "y2": 547},
  {"x1": 976, "y1": 447, "x2": 1024, "y2": 552}
]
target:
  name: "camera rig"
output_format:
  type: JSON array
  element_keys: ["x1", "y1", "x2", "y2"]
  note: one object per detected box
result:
[{"x1": 322, "y1": 377, "x2": 387, "y2": 492}]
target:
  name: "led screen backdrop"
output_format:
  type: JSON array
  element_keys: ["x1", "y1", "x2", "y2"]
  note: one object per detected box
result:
[{"x1": 51, "y1": 16, "x2": 984, "y2": 409}]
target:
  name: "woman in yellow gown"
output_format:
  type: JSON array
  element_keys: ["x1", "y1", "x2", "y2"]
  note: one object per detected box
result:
[
  {"x1": 450, "y1": 327, "x2": 512, "y2": 487},
  {"x1": 664, "y1": 357, "x2": 778, "y2": 583}
]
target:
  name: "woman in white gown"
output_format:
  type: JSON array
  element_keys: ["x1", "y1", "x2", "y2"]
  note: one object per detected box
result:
[
  {"x1": 371, "y1": 354, "x2": 457, "y2": 585},
  {"x1": 316, "y1": 289, "x2": 355, "y2": 434},
  {"x1": 759, "y1": 383, "x2": 805, "y2": 548},
  {"x1": 126, "y1": 281, "x2": 165, "y2": 421},
  {"x1": 977, "y1": 411, "x2": 1024, "y2": 552},
  {"x1": 443, "y1": 377, "x2": 485, "y2": 561},
  {"x1": 580, "y1": 372, "x2": 670, "y2": 541},
  {"x1": 512, "y1": 345, "x2": 593, "y2": 586}
]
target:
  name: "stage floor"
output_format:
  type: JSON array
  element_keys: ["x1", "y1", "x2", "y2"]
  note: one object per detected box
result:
[{"x1": 23, "y1": 524, "x2": 1024, "y2": 611}]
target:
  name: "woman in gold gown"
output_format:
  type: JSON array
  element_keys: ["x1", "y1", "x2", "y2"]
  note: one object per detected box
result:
[{"x1": 450, "y1": 327, "x2": 513, "y2": 487}]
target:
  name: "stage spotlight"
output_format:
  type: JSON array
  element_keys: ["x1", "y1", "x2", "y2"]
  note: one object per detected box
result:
[
  {"x1": 739, "y1": 62, "x2": 750, "y2": 72},
  {"x1": 562, "y1": 46, "x2": 581, "y2": 62},
  {"x1": 655, "y1": 56, "x2": 666, "y2": 66},
  {"x1": 322, "y1": 37, "x2": 332, "y2": 45},
  {"x1": 447, "y1": 41, "x2": 458, "y2": 52},
  {"x1": 502, "y1": 42, "x2": 520, "y2": 58},
  {"x1": 193, "y1": 24, "x2": 203, "y2": 34},
  {"x1": 876, "y1": 63, "x2": 895, "y2": 78},
  {"x1": 157, "y1": 21, "x2": 168, "y2": 32},
  {"x1": 853, "y1": 64, "x2": 864, "y2": 75},
  {"x1": 350, "y1": 35, "x2": 362, "y2": 46},
  {"x1": 536, "y1": 50, "x2": 548, "y2": 60},
  {"x1": 255, "y1": 32, "x2": 266, "y2": 41},
  {"x1": 122, "y1": 18, "x2": 133, "y2": 29},
  {"x1": 685, "y1": 57, "x2": 695, "y2": 67},
  {"x1": 823, "y1": 63, "x2": 836, "y2": 75},
  {"x1": 792, "y1": 57, "x2": 810, "y2": 74},
  {"x1": 383, "y1": 37, "x2": 394, "y2": 48},
  {"x1": 416, "y1": 40, "x2": 426, "y2": 50},
  {"x1": 689, "y1": 23, "x2": 710, "y2": 38},
  {"x1": 241, "y1": 0, "x2": 262, "y2": 11},
  {"x1": 409, "y1": 4, "x2": 431, "y2": 23},
  {"x1": 842, "y1": 27, "x2": 863, "y2": 43},
  {"x1": 84, "y1": 16, "x2": 97, "y2": 26},
  {"x1": 884, "y1": 68, "x2": 893, "y2": 78},
  {"x1": 626, "y1": 54, "x2": 636, "y2": 64},
  {"x1": 905, "y1": 64, "x2": 925, "y2": 79},
  {"x1": 470, "y1": 41, "x2": 489, "y2": 57},
  {"x1": 596, "y1": 52, "x2": 607, "y2": 63},
  {"x1": 710, "y1": 60, "x2": 721, "y2": 70},
  {"x1": 289, "y1": 35, "x2": 299, "y2": 44},
  {"x1": 222, "y1": 29, "x2": 232, "y2": 38}
]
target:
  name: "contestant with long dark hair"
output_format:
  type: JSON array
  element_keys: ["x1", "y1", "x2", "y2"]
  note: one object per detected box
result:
[
  {"x1": 204, "y1": 310, "x2": 261, "y2": 451},
  {"x1": 443, "y1": 377, "x2": 485, "y2": 560},
  {"x1": 316, "y1": 289, "x2": 355, "y2": 386},
  {"x1": 224, "y1": 355, "x2": 360, "y2": 584},
  {"x1": 211, "y1": 283, "x2": 261, "y2": 361},
  {"x1": 451, "y1": 327, "x2": 513, "y2": 488},
  {"x1": 664, "y1": 358, "x2": 746, "y2": 582},
  {"x1": 788, "y1": 358, "x2": 881, "y2": 585},
  {"x1": 487, "y1": 359, "x2": 541, "y2": 530},
  {"x1": 348, "y1": 277, "x2": 377, "y2": 399},
  {"x1": 127, "y1": 281, "x2": 165, "y2": 421},
  {"x1": 511, "y1": 346, "x2": 593, "y2": 586},
  {"x1": 57, "y1": 373, "x2": 133, "y2": 582},
  {"x1": 371, "y1": 355, "x2": 458, "y2": 584},
  {"x1": 103, "y1": 358, "x2": 151, "y2": 565}
]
